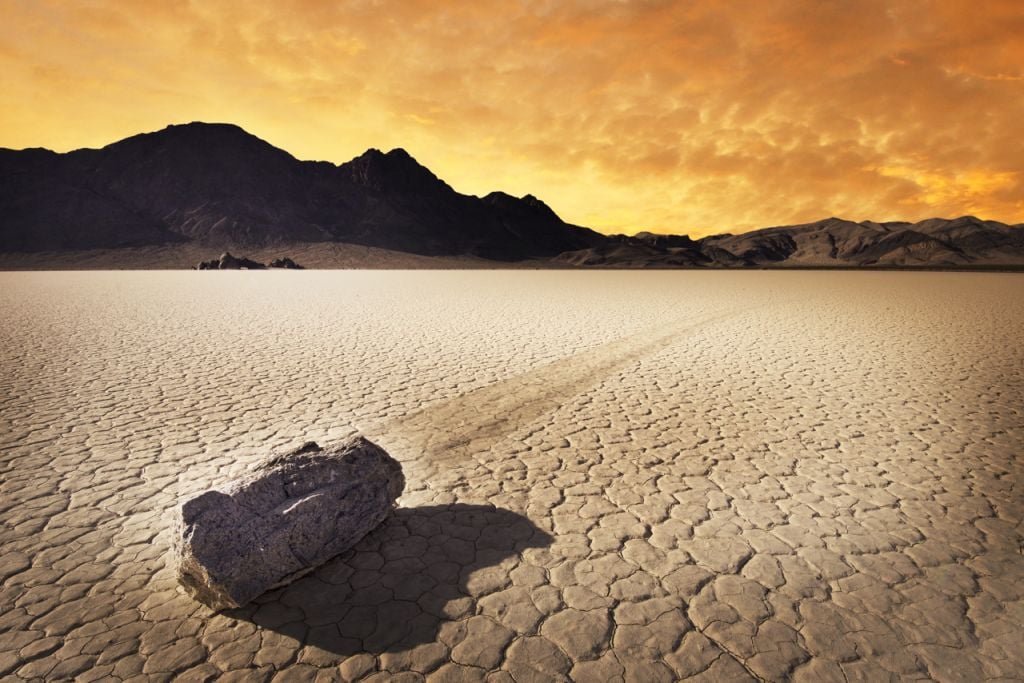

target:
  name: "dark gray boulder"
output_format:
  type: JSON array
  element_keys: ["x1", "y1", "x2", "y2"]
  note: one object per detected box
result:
[
  {"x1": 268, "y1": 257, "x2": 303, "y2": 269},
  {"x1": 174, "y1": 436, "x2": 404, "y2": 610},
  {"x1": 194, "y1": 252, "x2": 267, "y2": 270}
]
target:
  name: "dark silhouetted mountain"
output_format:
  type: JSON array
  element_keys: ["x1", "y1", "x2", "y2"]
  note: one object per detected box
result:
[
  {"x1": 0, "y1": 122, "x2": 602, "y2": 260},
  {"x1": 1, "y1": 123, "x2": 1022, "y2": 268},
  {"x1": 0, "y1": 147, "x2": 183, "y2": 251}
]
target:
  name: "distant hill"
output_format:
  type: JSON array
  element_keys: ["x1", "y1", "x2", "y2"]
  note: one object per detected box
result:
[
  {"x1": 1, "y1": 123, "x2": 1022, "y2": 268},
  {"x1": 697, "y1": 216, "x2": 1024, "y2": 267},
  {"x1": 554, "y1": 216, "x2": 1024, "y2": 269}
]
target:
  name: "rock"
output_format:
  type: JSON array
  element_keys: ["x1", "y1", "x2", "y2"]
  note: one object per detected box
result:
[
  {"x1": 194, "y1": 254, "x2": 303, "y2": 270},
  {"x1": 219, "y1": 252, "x2": 266, "y2": 269},
  {"x1": 194, "y1": 252, "x2": 267, "y2": 270},
  {"x1": 174, "y1": 436, "x2": 404, "y2": 610},
  {"x1": 268, "y1": 257, "x2": 303, "y2": 269}
]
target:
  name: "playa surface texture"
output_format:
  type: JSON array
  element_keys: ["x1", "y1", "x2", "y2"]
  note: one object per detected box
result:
[{"x1": 0, "y1": 270, "x2": 1021, "y2": 682}]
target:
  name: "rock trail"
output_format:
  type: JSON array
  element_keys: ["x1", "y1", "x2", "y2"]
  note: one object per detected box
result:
[{"x1": 371, "y1": 305, "x2": 762, "y2": 480}]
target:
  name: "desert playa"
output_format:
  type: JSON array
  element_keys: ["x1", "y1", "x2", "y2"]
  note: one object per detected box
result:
[{"x1": 0, "y1": 270, "x2": 1021, "y2": 681}]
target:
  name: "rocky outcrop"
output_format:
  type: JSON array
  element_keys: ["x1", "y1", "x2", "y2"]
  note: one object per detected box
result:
[
  {"x1": 173, "y1": 436, "x2": 404, "y2": 610},
  {"x1": 195, "y1": 253, "x2": 304, "y2": 270},
  {"x1": 268, "y1": 257, "x2": 303, "y2": 269},
  {"x1": 195, "y1": 252, "x2": 266, "y2": 270}
]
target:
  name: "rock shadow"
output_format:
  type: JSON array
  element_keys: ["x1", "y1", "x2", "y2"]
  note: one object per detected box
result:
[{"x1": 226, "y1": 503, "x2": 552, "y2": 656}]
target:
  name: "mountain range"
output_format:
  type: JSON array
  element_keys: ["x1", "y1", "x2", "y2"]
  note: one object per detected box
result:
[{"x1": 2, "y1": 122, "x2": 1022, "y2": 268}]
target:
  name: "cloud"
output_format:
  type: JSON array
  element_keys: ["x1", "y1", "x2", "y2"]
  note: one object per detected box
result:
[{"x1": 1, "y1": 0, "x2": 1022, "y2": 235}]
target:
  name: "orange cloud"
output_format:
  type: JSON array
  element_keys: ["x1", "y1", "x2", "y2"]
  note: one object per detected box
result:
[{"x1": 1, "y1": 0, "x2": 1022, "y2": 236}]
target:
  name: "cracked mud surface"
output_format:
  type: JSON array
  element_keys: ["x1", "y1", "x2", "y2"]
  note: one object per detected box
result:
[{"x1": 0, "y1": 270, "x2": 1022, "y2": 682}]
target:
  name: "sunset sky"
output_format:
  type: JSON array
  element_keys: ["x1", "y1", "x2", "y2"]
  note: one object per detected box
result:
[{"x1": 2, "y1": 0, "x2": 1022, "y2": 237}]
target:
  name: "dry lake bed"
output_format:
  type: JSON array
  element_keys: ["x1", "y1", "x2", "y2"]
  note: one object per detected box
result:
[{"x1": 0, "y1": 270, "x2": 1022, "y2": 682}]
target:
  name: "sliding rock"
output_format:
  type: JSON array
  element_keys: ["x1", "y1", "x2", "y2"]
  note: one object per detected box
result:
[{"x1": 174, "y1": 436, "x2": 404, "y2": 610}]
